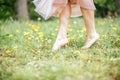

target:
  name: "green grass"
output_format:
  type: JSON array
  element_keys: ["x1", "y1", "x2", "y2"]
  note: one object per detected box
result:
[{"x1": 0, "y1": 17, "x2": 120, "y2": 80}]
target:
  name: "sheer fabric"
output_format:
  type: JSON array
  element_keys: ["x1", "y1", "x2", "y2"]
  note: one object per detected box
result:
[{"x1": 33, "y1": 0, "x2": 96, "y2": 20}]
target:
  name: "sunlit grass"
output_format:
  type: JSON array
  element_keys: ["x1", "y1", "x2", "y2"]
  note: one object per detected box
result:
[{"x1": 0, "y1": 17, "x2": 120, "y2": 80}]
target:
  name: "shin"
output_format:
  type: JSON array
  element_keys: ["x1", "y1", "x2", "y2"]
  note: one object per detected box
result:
[
  {"x1": 80, "y1": 8, "x2": 99, "y2": 49},
  {"x1": 52, "y1": 2, "x2": 71, "y2": 51}
]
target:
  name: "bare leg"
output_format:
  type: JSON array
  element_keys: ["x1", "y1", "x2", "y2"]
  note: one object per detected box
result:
[
  {"x1": 80, "y1": 8, "x2": 99, "y2": 49},
  {"x1": 52, "y1": 2, "x2": 71, "y2": 51}
]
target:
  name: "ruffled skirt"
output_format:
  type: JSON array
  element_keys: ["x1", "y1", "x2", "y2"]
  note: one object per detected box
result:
[{"x1": 33, "y1": 0, "x2": 96, "y2": 20}]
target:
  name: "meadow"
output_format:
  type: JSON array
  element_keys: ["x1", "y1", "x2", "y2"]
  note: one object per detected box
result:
[{"x1": 0, "y1": 17, "x2": 120, "y2": 80}]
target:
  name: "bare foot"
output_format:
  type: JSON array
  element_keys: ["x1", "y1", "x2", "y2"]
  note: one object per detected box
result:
[
  {"x1": 52, "y1": 38, "x2": 68, "y2": 51},
  {"x1": 81, "y1": 33, "x2": 100, "y2": 50}
]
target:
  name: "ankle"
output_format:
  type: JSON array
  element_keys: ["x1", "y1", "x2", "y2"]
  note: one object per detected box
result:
[{"x1": 87, "y1": 33, "x2": 99, "y2": 39}]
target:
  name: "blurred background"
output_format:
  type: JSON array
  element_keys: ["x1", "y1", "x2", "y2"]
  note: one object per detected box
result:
[{"x1": 0, "y1": 0, "x2": 120, "y2": 20}]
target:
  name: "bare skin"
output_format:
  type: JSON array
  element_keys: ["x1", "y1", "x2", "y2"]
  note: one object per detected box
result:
[
  {"x1": 52, "y1": 2, "x2": 71, "y2": 51},
  {"x1": 80, "y1": 8, "x2": 99, "y2": 49},
  {"x1": 52, "y1": 2, "x2": 99, "y2": 51}
]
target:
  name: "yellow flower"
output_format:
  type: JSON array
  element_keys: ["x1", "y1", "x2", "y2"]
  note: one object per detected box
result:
[
  {"x1": 8, "y1": 34, "x2": 13, "y2": 38},
  {"x1": 37, "y1": 32, "x2": 44, "y2": 42},
  {"x1": 31, "y1": 25, "x2": 39, "y2": 31},
  {"x1": 102, "y1": 34, "x2": 107, "y2": 37},
  {"x1": 97, "y1": 21, "x2": 105, "y2": 26},
  {"x1": 68, "y1": 28, "x2": 73, "y2": 32},
  {"x1": 110, "y1": 19, "x2": 114, "y2": 22},
  {"x1": 28, "y1": 23, "x2": 40, "y2": 32},
  {"x1": 37, "y1": 32, "x2": 43, "y2": 36},
  {"x1": 112, "y1": 27, "x2": 117, "y2": 31},
  {"x1": 117, "y1": 38, "x2": 120, "y2": 41},
  {"x1": 75, "y1": 50, "x2": 80, "y2": 54},
  {"x1": 13, "y1": 46, "x2": 17, "y2": 51},
  {"x1": 5, "y1": 50, "x2": 11, "y2": 54},
  {"x1": 51, "y1": 33, "x2": 55, "y2": 36},
  {"x1": 27, "y1": 37, "x2": 32, "y2": 41},
  {"x1": 35, "y1": 37, "x2": 39, "y2": 40},
  {"x1": 23, "y1": 31, "x2": 30, "y2": 36},
  {"x1": 83, "y1": 28, "x2": 86, "y2": 31},
  {"x1": 38, "y1": 32, "x2": 43, "y2": 38},
  {"x1": 16, "y1": 29, "x2": 20, "y2": 33},
  {"x1": 80, "y1": 55, "x2": 88, "y2": 60},
  {"x1": 41, "y1": 39, "x2": 44, "y2": 42},
  {"x1": 39, "y1": 35, "x2": 43, "y2": 38},
  {"x1": 55, "y1": 26, "x2": 59, "y2": 31},
  {"x1": 80, "y1": 28, "x2": 86, "y2": 33},
  {"x1": 33, "y1": 28, "x2": 39, "y2": 32},
  {"x1": 28, "y1": 30, "x2": 33, "y2": 34},
  {"x1": 27, "y1": 23, "x2": 33, "y2": 27},
  {"x1": 71, "y1": 35, "x2": 77, "y2": 40},
  {"x1": 24, "y1": 36, "x2": 32, "y2": 41},
  {"x1": 79, "y1": 34, "x2": 83, "y2": 38}
]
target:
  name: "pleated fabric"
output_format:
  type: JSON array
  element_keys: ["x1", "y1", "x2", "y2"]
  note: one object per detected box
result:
[{"x1": 33, "y1": 0, "x2": 96, "y2": 19}]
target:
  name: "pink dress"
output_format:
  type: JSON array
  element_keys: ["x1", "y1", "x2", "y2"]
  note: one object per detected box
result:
[{"x1": 33, "y1": 0, "x2": 96, "y2": 20}]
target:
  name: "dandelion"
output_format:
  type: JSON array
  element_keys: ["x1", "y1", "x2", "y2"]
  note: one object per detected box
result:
[
  {"x1": 23, "y1": 31, "x2": 30, "y2": 36},
  {"x1": 83, "y1": 28, "x2": 86, "y2": 31},
  {"x1": 28, "y1": 30, "x2": 33, "y2": 34},
  {"x1": 37, "y1": 32, "x2": 44, "y2": 42},
  {"x1": 35, "y1": 37, "x2": 39, "y2": 41},
  {"x1": 80, "y1": 28, "x2": 86, "y2": 33},
  {"x1": 79, "y1": 34, "x2": 83, "y2": 38},
  {"x1": 27, "y1": 23, "x2": 33, "y2": 27},
  {"x1": 16, "y1": 29, "x2": 20, "y2": 33},
  {"x1": 55, "y1": 26, "x2": 59, "y2": 31},
  {"x1": 24, "y1": 36, "x2": 32, "y2": 41},
  {"x1": 37, "y1": 32, "x2": 43, "y2": 37},
  {"x1": 5, "y1": 50, "x2": 11, "y2": 54},
  {"x1": 110, "y1": 19, "x2": 114, "y2": 22},
  {"x1": 33, "y1": 27, "x2": 39, "y2": 32},
  {"x1": 80, "y1": 54, "x2": 88, "y2": 60},
  {"x1": 97, "y1": 21, "x2": 105, "y2": 26},
  {"x1": 8, "y1": 34, "x2": 13, "y2": 38},
  {"x1": 102, "y1": 34, "x2": 107, "y2": 37},
  {"x1": 13, "y1": 46, "x2": 17, "y2": 51},
  {"x1": 75, "y1": 50, "x2": 80, "y2": 54},
  {"x1": 112, "y1": 27, "x2": 117, "y2": 31},
  {"x1": 41, "y1": 39, "x2": 44, "y2": 42},
  {"x1": 68, "y1": 28, "x2": 73, "y2": 32},
  {"x1": 71, "y1": 35, "x2": 77, "y2": 40},
  {"x1": 51, "y1": 33, "x2": 55, "y2": 36},
  {"x1": 39, "y1": 35, "x2": 43, "y2": 38},
  {"x1": 117, "y1": 38, "x2": 120, "y2": 41},
  {"x1": 31, "y1": 25, "x2": 40, "y2": 32},
  {"x1": 27, "y1": 37, "x2": 32, "y2": 41},
  {"x1": 28, "y1": 23, "x2": 40, "y2": 32}
]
